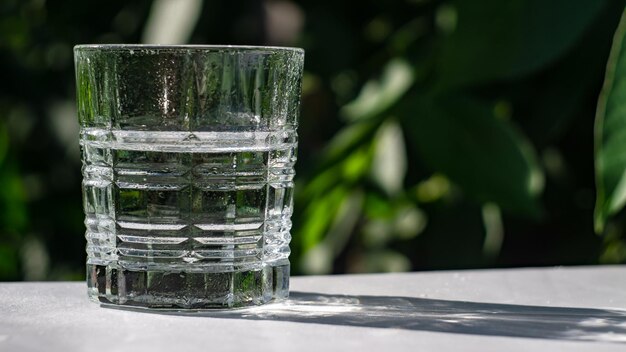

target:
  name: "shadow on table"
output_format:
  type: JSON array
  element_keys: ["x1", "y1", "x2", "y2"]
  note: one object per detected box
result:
[{"x1": 108, "y1": 292, "x2": 626, "y2": 343}]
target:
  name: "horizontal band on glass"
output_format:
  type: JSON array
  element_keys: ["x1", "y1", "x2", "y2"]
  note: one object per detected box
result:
[{"x1": 80, "y1": 129, "x2": 297, "y2": 152}]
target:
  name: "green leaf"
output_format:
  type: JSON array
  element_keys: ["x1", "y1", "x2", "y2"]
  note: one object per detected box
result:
[
  {"x1": 299, "y1": 187, "x2": 349, "y2": 251},
  {"x1": 314, "y1": 120, "x2": 381, "y2": 173},
  {"x1": 404, "y1": 96, "x2": 543, "y2": 216},
  {"x1": 341, "y1": 58, "x2": 414, "y2": 121},
  {"x1": 438, "y1": 0, "x2": 607, "y2": 88},
  {"x1": 370, "y1": 120, "x2": 407, "y2": 195},
  {"x1": 595, "y1": 9, "x2": 626, "y2": 233}
]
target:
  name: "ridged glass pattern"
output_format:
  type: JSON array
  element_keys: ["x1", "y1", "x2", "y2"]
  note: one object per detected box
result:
[{"x1": 75, "y1": 45, "x2": 303, "y2": 308}]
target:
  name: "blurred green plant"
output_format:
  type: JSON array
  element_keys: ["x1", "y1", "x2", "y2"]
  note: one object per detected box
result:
[
  {"x1": 292, "y1": 0, "x2": 626, "y2": 273},
  {"x1": 594, "y1": 8, "x2": 626, "y2": 260},
  {"x1": 595, "y1": 12, "x2": 626, "y2": 232},
  {"x1": 1, "y1": 0, "x2": 625, "y2": 280},
  {"x1": 0, "y1": 119, "x2": 27, "y2": 279}
]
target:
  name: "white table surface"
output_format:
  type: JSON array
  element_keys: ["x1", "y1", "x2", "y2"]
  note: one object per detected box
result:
[{"x1": 1, "y1": 266, "x2": 625, "y2": 352}]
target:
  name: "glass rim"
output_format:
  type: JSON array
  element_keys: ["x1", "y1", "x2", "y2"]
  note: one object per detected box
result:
[{"x1": 74, "y1": 44, "x2": 304, "y2": 53}]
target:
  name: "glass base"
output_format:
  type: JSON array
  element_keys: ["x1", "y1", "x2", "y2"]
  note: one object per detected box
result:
[{"x1": 86, "y1": 262, "x2": 289, "y2": 309}]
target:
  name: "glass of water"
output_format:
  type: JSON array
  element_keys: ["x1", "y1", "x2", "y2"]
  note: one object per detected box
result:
[{"x1": 74, "y1": 45, "x2": 304, "y2": 309}]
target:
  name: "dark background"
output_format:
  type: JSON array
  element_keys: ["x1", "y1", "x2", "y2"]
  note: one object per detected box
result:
[{"x1": 1, "y1": 0, "x2": 625, "y2": 281}]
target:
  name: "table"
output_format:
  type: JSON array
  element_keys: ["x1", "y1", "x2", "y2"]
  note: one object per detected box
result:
[{"x1": 1, "y1": 266, "x2": 625, "y2": 351}]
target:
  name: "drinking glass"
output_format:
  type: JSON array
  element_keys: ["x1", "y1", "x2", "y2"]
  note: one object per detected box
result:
[{"x1": 74, "y1": 44, "x2": 304, "y2": 308}]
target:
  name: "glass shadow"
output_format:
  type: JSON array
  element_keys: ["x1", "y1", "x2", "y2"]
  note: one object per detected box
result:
[{"x1": 104, "y1": 291, "x2": 626, "y2": 343}]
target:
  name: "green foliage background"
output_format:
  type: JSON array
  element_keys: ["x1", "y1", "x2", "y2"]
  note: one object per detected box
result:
[{"x1": 1, "y1": 0, "x2": 625, "y2": 280}]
